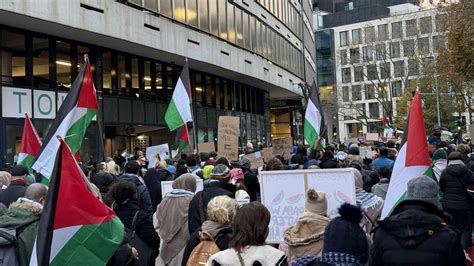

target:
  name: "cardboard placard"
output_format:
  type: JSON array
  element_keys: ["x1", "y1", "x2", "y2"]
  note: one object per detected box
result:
[
  {"x1": 198, "y1": 142, "x2": 216, "y2": 153},
  {"x1": 218, "y1": 116, "x2": 240, "y2": 161},
  {"x1": 161, "y1": 179, "x2": 204, "y2": 198},
  {"x1": 244, "y1": 151, "x2": 265, "y2": 169},
  {"x1": 365, "y1": 133, "x2": 379, "y2": 141},
  {"x1": 260, "y1": 168, "x2": 356, "y2": 243},
  {"x1": 146, "y1": 144, "x2": 170, "y2": 168},
  {"x1": 262, "y1": 147, "x2": 274, "y2": 162},
  {"x1": 272, "y1": 137, "x2": 293, "y2": 159}
]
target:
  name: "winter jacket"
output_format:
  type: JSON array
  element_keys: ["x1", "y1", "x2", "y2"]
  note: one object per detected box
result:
[
  {"x1": 143, "y1": 168, "x2": 173, "y2": 212},
  {"x1": 370, "y1": 200, "x2": 465, "y2": 266},
  {"x1": 207, "y1": 245, "x2": 288, "y2": 266},
  {"x1": 372, "y1": 156, "x2": 394, "y2": 170},
  {"x1": 439, "y1": 161, "x2": 474, "y2": 211},
  {"x1": 119, "y1": 173, "x2": 153, "y2": 214},
  {"x1": 371, "y1": 178, "x2": 389, "y2": 200},
  {"x1": 318, "y1": 158, "x2": 340, "y2": 169},
  {"x1": 465, "y1": 155, "x2": 474, "y2": 172},
  {"x1": 0, "y1": 179, "x2": 27, "y2": 208},
  {"x1": 188, "y1": 181, "x2": 235, "y2": 235},
  {"x1": 113, "y1": 200, "x2": 160, "y2": 255},
  {"x1": 243, "y1": 168, "x2": 260, "y2": 201},
  {"x1": 181, "y1": 227, "x2": 232, "y2": 266},
  {"x1": 0, "y1": 201, "x2": 41, "y2": 266},
  {"x1": 283, "y1": 212, "x2": 329, "y2": 262}
]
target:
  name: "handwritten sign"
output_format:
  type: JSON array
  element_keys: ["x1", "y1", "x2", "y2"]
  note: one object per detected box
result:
[
  {"x1": 146, "y1": 144, "x2": 170, "y2": 168},
  {"x1": 272, "y1": 137, "x2": 292, "y2": 159},
  {"x1": 218, "y1": 116, "x2": 240, "y2": 161},
  {"x1": 244, "y1": 151, "x2": 265, "y2": 169},
  {"x1": 262, "y1": 147, "x2": 274, "y2": 162},
  {"x1": 161, "y1": 179, "x2": 204, "y2": 198},
  {"x1": 365, "y1": 133, "x2": 379, "y2": 141},
  {"x1": 198, "y1": 142, "x2": 216, "y2": 153},
  {"x1": 260, "y1": 168, "x2": 356, "y2": 243}
]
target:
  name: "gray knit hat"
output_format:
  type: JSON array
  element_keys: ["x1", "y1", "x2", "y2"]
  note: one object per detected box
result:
[{"x1": 405, "y1": 176, "x2": 441, "y2": 209}]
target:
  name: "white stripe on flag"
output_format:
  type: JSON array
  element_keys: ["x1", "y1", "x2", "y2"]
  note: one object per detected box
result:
[
  {"x1": 305, "y1": 99, "x2": 321, "y2": 135},
  {"x1": 173, "y1": 78, "x2": 192, "y2": 123},
  {"x1": 17, "y1": 153, "x2": 28, "y2": 164}
]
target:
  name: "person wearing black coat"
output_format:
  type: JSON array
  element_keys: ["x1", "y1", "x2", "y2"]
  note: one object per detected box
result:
[
  {"x1": 0, "y1": 165, "x2": 29, "y2": 208},
  {"x1": 119, "y1": 161, "x2": 154, "y2": 215},
  {"x1": 370, "y1": 176, "x2": 465, "y2": 266},
  {"x1": 439, "y1": 152, "x2": 474, "y2": 249},
  {"x1": 319, "y1": 151, "x2": 340, "y2": 169},
  {"x1": 110, "y1": 181, "x2": 160, "y2": 261},
  {"x1": 143, "y1": 166, "x2": 173, "y2": 212}
]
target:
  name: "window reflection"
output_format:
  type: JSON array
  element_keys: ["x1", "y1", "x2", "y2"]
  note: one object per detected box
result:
[
  {"x1": 209, "y1": 0, "x2": 218, "y2": 35},
  {"x1": 56, "y1": 40, "x2": 71, "y2": 90},
  {"x1": 218, "y1": 0, "x2": 227, "y2": 39},
  {"x1": 33, "y1": 37, "x2": 49, "y2": 89},
  {"x1": 174, "y1": 0, "x2": 185, "y2": 23},
  {"x1": 187, "y1": 0, "x2": 198, "y2": 27},
  {"x1": 199, "y1": 0, "x2": 209, "y2": 31},
  {"x1": 1, "y1": 30, "x2": 26, "y2": 86},
  {"x1": 102, "y1": 51, "x2": 112, "y2": 94}
]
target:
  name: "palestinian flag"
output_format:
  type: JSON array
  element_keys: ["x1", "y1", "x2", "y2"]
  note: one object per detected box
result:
[
  {"x1": 382, "y1": 116, "x2": 394, "y2": 138},
  {"x1": 173, "y1": 124, "x2": 190, "y2": 156},
  {"x1": 164, "y1": 60, "x2": 193, "y2": 131},
  {"x1": 17, "y1": 113, "x2": 42, "y2": 172},
  {"x1": 304, "y1": 81, "x2": 327, "y2": 149},
  {"x1": 381, "y1": 90, "x2": 431, "y2": 219},
  {"x1": 30, "y1": 138, "x2": 123, "y2": 265},
  {"x1": 32, "y1": 56, "x2": 98, "y2": 180}
]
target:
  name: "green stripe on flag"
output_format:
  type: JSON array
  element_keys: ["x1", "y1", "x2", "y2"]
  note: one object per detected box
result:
[
  {"x1": 386, "y1": 192, "x2": 406, "y2": 218},
  {"x1": 50, "y1": 217, "x2": 124, "y2": 266},
  {"x1": 304, "y1": 118, "x2": 319, "y2": 148},
  {"x1": 18, "y1": 154, "x2": 36, "y2": 173},
  {"x1": 165, "y1": 100, "x2": 185, "y2": 131},
  {"x1": 65, "y1": 109, "x2": 97, "y2": 153}
]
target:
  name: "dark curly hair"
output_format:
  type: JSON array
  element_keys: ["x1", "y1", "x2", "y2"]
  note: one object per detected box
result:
[{"x1": 108, "y1": 181, "x2": 137, "y2": 204}]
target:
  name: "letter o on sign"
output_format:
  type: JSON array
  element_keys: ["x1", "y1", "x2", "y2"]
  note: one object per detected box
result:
[{"x1": 37, "y1": 94, "x2": 53, "y2": 115}]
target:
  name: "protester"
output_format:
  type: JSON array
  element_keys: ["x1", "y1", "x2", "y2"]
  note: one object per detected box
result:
[
  {"x1": 186, "y1": 154, "x2": 203, "y2": 178},
  {"x1": 118, "y1": 160, "x2": 154, "y2": 214},
  {"x1": 0, "y1": 183, "x2": 48, "y2": 265},
  {"x1": 0, "y1": 165, "x2": 29, "y2": 208},
  {"x1": 215, "y1": 157, "x2": 230, "y2": 167},
  {"x1": 292, "y1": 204, "x2": 368, "y2": 266},
  {"x1": 154, "y1": 174, "x2": 197, "y2": 266},
  {"x1": 371, "y1": 167, "x2": 391, "y2": 200},
  {"x1": 202, "y1": 165, "x2": 214, "y2": 180},
  {"x1": 284, "y1": 189, "x2": 330, "y2": 262},
  {"x1": 176, "y1": 165, "x2": 189, "y2": 178},
  {"x1": 370, "y1": 176, "x2": 465, "y2": 265},
  {"x1": 188, "y1": 164, "x2": 236, "y2": 234},
  {"x1": 91, "y1": 162, "x2": 115, "y2": 206},
  {"x1": 144, "y1": 160, "x2": 173, "y2": 212},
  {"x1": 318, "y1": 150, "x2": 340, "y2": 169},
  {"x1": 182, "y1": 195, "x2": 236, "y2": 265},
  {"x1": 106, "y1": 159, "x2": 121, "y2": 177},
  {"x1": 354, "y1": 169, "x2": 383, "y2": 233},
  {"x1": 0, "y1": 171, "x2": 11, "y2": 189},
  {"x1": 236, "y1": 157, "x2": 260, "y2": 201},
  {"x1": 372, "y1": 148, "x2": 394, "y2": 170},
  {"x1": 207, "y1": 202, "x2": 288, "y2": 265},
  {"x1": 265, "y1": 158, "x2": 286, "y2": 171},
  {"x1": 439, "y1": 151, "x2": 474, "y2": 250},
  {"x1": 432, "y1": 148, "x2": 448, "y2": 182},
  {"x1": 110, "y1": 181, "x2": 160, "y2": 261},
  {"x1": 456, "y1": 144, "x2": 471, "y2": 162}
]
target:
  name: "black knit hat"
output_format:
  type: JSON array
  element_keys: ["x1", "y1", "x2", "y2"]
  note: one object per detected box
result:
[{"x1": 322, "y1": 203, "x2": 369, "y2": 263}]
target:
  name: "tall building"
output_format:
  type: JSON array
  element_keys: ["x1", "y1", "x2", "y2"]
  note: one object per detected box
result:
[{"x1": 0, "y1": 0, "x2": 315, "y2": 166}]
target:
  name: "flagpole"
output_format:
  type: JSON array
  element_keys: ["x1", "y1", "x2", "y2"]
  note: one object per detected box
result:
[{"x1": 186, "y1": 58, "x2": 199, "y2": 154}]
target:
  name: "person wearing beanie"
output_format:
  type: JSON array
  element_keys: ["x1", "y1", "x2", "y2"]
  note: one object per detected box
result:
[
  {"x1": 202, "y1": 165, "x2": 214, "y2": 180},
  {"x1": 370, "y1": 176, "x2": 465, "y2": 265},
  {"x1": 439, "y1": 152, "x2": 474, "y2": 250},
  {"x1": 236, "y1": 157, "x2": 260, "y2": 202},
  {"x1": 284, "y1": 189, "x2": 330, "y2": 262},
  {"x1": 187, "y1": 164, "x2": 236, "y2": 235},
  {"x1": 432, "y1": 148, "x2": 448, "y2": 182},
  {"x1": 292, "y1": 203, "x2": 368, "y2": 266}
]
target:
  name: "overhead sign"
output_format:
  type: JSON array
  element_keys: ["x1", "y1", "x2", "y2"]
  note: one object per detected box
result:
[
  {"x1": 272, "y1": 137, "x2": 292, "y2": 159},
  {"x1": 198, "y1": 142, "x2": 216, "y2": 153},
  {"x1": 146, "y1": 144, "x2": 170, "y2": 168},
  {"x1": 260, "y1": 168, "x2": 356, "y2": 243},
  {"x1": 161, "y1": 179, "x2": 204, "y2": 198},
  {"x1": 218, "y1": 116, "x2": 240, "y2": 161}
]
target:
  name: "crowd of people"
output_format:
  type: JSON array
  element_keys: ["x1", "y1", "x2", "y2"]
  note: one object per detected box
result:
[{"x1": 0, "y1": 139, "x2": 472, "y2": 265}]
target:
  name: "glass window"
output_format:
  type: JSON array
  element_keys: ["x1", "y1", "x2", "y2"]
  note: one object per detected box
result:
[
  {"x1": 226, "y1": 4, "x2": 235, "y2": 42},
  {"x1": 362, "y1": 46, "x2": 373, "y2": 62},
  {"x1": 218, "y1": 0, "x2": 227, "y2": 38},
  {"x1": 433, "y1": 35, "x2": 446, "y2": 52},
  {"x1": 354, "y1": 66, "x2": 364, "y2": 82},
  {"x1": 160, "y1": 0, "x2": 172, "y2": 17},
  {"x1": 144, "y1": 0, "x2": 158, "y2": 11},
  {"x1": 420, "y1": 17, "x2": 432, "y2": 35},
  {"x1": 369, "y1": 102, "x2": 379, "y2": 118},
  {"x1": 366, "y1": 84, "x2": 376, "y2": 99},
  {"x1": 77, "y1": 45, "x2": 90, "y2": 71},
  {"x1": 408, "y1": 59, "x2": 419, "y2": 76},
  {"x1": 350, "y1": 48, "x2": 360, "y2": 64},
  {"x1": 199, "y1": 0, "x2": 209, "y2": 31},
  {"x1": 174, "y1": 0, "x2": 186, "y2": 22},
  {"x1": 187, "y1": 0, "x2": 198, "y2": 27},
  {"x1": 235, "y1": 8, "x2": 243, "y2": 46},
  {"x1": 195, "y1": 73, "x2": 204, "y2": 106},
  {"x1": 156, "y1": 63, "x2": 164, "y2": 100},
  {"x1": 209, "y1": 0, "x2": 218, "y2": 35},
  {"x1": 380, "y1": 62, "x2": 390, "y2": 79},
  {"x1": 206, "y1": 76, "x2": 215, "y2": 107},
  {"x1": 367, "y1": 65, "x2": 377, "y2": 80},
  {"x1": 250, "y1": 16, "x2": 256, "y2": 51},
  {"x1": 340, "y1": 49, "x2": 347, "y2": 65},
  {"x1": 378, "y1": 24, "x2": 388, "y2": 41},
  {"x1": 144, "y1": 60, "x2": 152, "y2": 98},
  {"x1": 256, "y1": 20, "x2": 261, "y2": 54},
  {"x1": 117, "y1": 54, "x2": 128, "y2": 95},
  {"x1": 364, "y1": 27, "x2": 375, "y2": 43},
  {"x1": 422, "y1": 57, "x2": 434, "y2": 75},
  {"x1": 242, "y1": 12, "x2": 250, "y2": 49},
  {"x1": 102, "y1": 51, "x2": 112, "y2": 94},
  {"x1": 391, "y1": 80, "x2": 403, "y2": 97},
  {"x1": 131, "y1": 58, "x2": 139, "y2": 98},
  {"x1": 1, "y1": 30, "x2": 27, "y2": 86},
  {"x1": 375, "y1": 43, "x2": 386, "y2": 60},
  {"x1": 342, "y1": 68, "x2": 351, "y2": 83},
  {"x1": 391, "y1": 21, "x2": 402, "y2": 39},
  {"x1": 342, "y1": 86, "x2": 350, "y2": 102},
  {"x1": 33, "y1": 36, "x2": 49, "y2": 89},
  {"x1": 403, "y1": 39, "x2": 415, "y2": 57},
  {"x1": 406, "y1": 19, "x2": 417, "y2": 37},
  {"x1": 418, "y1": 37, "x2": 430, "y2": 56},
  {"x1": 56, "y1": 40, "x2": 71, "y2": 90},
  {"x1": 390, "y1": 42, "x2": 401, "y2": 58},
  {"x1": 352, "y1": 29, "x2": 361, "y2": 45},
  {"x1": 394, "y1": 60, "x2": 405, "y2": 78},
  {"x1": 352, "y1": 85, "x2": 362, "y2": 101},
  {"x1": 435, "y1": 14, "x2": 446, "y2": 32},
  {"x1": 339, "y1": 31, "x2": 348, "y2": 46}
]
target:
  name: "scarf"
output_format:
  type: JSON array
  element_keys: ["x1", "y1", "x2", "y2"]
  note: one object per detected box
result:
[
  {"x1": 201, "y1": 220, "x2": 231, "y2": 239},
  {"x1": 354, "y1": 169, "x2": 383, "y2": 231}
]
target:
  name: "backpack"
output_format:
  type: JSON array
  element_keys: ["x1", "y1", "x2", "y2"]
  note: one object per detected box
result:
[
  {"x1": 186, "y1": 231, "x2": 221, "y2": 266},
  {"x1": 0, "y1": 228, "x2": 20, "y2": 266}
]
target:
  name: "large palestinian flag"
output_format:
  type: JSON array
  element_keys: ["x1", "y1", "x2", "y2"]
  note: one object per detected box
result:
[
  {"x1": 173, "y1": 124, "x2": 190, "y2": 156},
  {"x1": 33, "y1": 57, "x2": 98, "y2": 180},
  {"x1": 304, "y1": 81, "x2": 327, "y2": 149},
  {"x1": 381, "y1": 90, "x2": 431, "y2": 219},
  {"x1": 30, "y1": 138, "x2": 123, "y2": 265},
  {"x1": 17, "y1": 113, "x2": 42, "y2": 172},
  {"x1": 164, "y1": 60, "x2": 193, "y2": 131}
]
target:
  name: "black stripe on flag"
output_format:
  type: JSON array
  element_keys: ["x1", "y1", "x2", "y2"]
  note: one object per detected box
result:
[{"x1": 308, "y1": 81, "x2": 328, "y2": 140}]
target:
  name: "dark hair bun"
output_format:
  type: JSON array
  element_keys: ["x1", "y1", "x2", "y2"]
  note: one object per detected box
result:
[{"x1": 338, "y1": 203, "x2": 363, "y2": 224}]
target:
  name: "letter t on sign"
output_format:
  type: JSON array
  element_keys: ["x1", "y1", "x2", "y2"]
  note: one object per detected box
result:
[{"x1": 13, "y1": 91, "x2": 27, "y2": 114}]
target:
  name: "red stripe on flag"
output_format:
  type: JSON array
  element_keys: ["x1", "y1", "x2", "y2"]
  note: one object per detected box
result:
[
  {"x1": 76, "y1": 63, "x2": 99, "y2": 109},
  {"x1": 405, "y1": 91, "x2": 431, "y2": 167},
  {"x1": 19, "y1": 113, "x2": 42, "y2": 156}
]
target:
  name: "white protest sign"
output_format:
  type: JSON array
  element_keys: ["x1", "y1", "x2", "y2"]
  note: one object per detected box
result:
[
  {"x1": 260, "y1": 168, "x2": 356, "y2": 243},
  {"x1": 146, "y1": 144, "x2": 170, "y2": 168},
  {"x1": 161, "y1": 179, "x2": 204, "y2": 198},
  {"x1": 365, "y1": 133, "x2": 379, "y2": 141}
]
